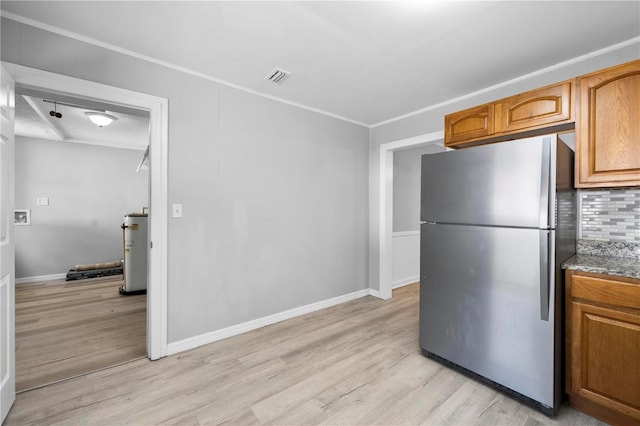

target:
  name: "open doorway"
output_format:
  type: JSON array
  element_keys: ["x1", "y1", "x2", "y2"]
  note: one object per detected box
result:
[
  {"x1": 390, "y1": 143, "x2": 447, "y2": 291},
  {"x1": 376, "y1": 131, "x2": 445, "y2": 299},
  {"x1": 3, "y1": 64, "x2": 169, "y2": 400},
  {"x1": 13, "y1": 87, "x2": 150, "y2": 391}
]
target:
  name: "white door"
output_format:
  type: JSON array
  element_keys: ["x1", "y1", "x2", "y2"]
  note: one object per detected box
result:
[{"x1": 0, "y1": 65, "x2": 16, "y2": 422}]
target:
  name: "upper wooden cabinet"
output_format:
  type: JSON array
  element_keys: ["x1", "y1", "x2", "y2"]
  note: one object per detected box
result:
[
  {"x1": 495, "y1": 81, "x2": 573, "y2": 134},
  {"x1": 444, "y1": 103, "x2": 495, "y2": 145},
  {"x1": 575, "y1": 60, "x2": 640, "y2": 188},
  {"x1": 444, "y1": 80, "x2": 575, "y2": 148}
]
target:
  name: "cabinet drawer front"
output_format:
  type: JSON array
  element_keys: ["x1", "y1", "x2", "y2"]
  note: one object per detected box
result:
[
  {"x1": 572, "y1": 274, "x2": 640, "y2": 310},
  {"x1": 444, "y1": 103, "x2": 494, "y2": 146},
  {"x1": 496, "y1": 81, "x2": 573, "y2": 133}
]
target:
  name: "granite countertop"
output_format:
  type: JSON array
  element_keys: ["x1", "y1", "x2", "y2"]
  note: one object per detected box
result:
[
  {"x1": 562, "y1": 254, "x2": 640, "y2": 280},
  {"x1": 561, "y1": 240, "x2": 640, "y2": 280}
]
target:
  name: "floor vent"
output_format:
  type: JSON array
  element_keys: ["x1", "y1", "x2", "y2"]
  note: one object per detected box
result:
[{"x1": 265, "y1": 68, "x2": 292, "y2": 84}]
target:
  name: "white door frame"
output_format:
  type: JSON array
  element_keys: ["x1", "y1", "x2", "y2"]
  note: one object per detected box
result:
[
  {"x1": 2, "y1": 62, "x2": 168, "y2": 360},
  {"x1": 377, "y1": 130, "x2": 444, "y2": 299}
]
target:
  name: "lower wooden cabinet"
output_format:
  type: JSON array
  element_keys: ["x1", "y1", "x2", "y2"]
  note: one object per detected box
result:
[{"x1": 565, "y1": 270, "x2": 640, "y2": 425}]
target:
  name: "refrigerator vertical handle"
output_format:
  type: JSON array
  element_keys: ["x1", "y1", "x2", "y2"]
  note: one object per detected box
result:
[
  {"x1": 540, "y1": 230, "x2": 550, "y2": 321},
  {"x1": 539, "y1": 138, "x2": 551, "y2": 230}
]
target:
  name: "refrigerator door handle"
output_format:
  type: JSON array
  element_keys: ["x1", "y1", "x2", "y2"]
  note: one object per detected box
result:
[
  {"x1": 539, "y1": 230, "x2": 550, "y2": 321},
  {"x1": 539, "y1": 137, "x2": 551, "y2": 230}
]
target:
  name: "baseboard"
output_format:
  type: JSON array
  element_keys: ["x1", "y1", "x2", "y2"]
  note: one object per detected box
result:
[
  {"x1": 368, "y1": 288, "x2": 384, "y2": 299},
  {"x1": 167, "y1": 288, "x2": 375, "y2": 356},
  {"x1": 16, "y1": 272, "x2": 67, "y2": 284},
  {"x1": 393, "y1": 276, "x2": 420, "y2": 289},
  {"x1": 392, "y1": 231, "x2": 420, "y2": 238}
]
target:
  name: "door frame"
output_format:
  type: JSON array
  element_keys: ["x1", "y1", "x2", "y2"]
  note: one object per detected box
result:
[
  {"x1": 377, "y1": 130, "x2": 444, "y2": 299},
  {"x1": 3, "y1": 62, "x2": 168, "y2": 360}
]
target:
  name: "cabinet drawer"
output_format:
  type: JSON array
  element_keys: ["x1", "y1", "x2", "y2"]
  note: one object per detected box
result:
[{"x1": 571, "y1": 273, "x2": 640, "y2": 310}]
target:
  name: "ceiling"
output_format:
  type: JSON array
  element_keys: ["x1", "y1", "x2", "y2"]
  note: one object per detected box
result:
[
  {"x1": 2, "y1": 1, "x2": 639, "y2": 127},
  {"x1": 15, "y1": 88, "x2": 149, "y2": 151}
]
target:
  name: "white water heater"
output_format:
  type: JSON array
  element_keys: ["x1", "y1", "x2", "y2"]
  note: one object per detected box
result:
[{"x1": 120, "y1": 212, "x2": 148, "y2": 295}]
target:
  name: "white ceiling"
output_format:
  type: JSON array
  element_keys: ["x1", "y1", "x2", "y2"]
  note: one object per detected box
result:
[
  {"x1": 15, "y1": 89, "x2": 150, "y2": 151},
  {"x1": 2, "y1": 1, "x2": 639, "y2": 127}
]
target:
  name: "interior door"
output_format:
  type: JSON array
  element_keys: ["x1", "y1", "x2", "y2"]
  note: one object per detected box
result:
[{"x1": 0, "y1": 65, "x2": 16, "y2": 422}]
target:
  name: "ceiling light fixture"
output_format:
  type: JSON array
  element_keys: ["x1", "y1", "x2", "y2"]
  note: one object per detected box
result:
[
  {"x1": 85, "y1": 112, "x2": 117, "y2": 127},
  {"x1": 48, "y1": 101, "x2": 62, "y2": 119}
]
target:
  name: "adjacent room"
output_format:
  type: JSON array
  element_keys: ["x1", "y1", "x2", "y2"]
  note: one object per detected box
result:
[
  {"x1": 13, "y1": 88, "x2": 150, "y2": 391},
  {"x1": 0, "y1": 1, "x2": 639, "y2": 425}
]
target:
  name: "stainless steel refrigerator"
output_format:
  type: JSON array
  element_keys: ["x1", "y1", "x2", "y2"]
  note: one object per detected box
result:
[{"x1": 419, "y1": 134, "x2": 576, "y2": 415}]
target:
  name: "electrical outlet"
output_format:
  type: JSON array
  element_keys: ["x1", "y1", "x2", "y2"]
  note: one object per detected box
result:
[
  {"x1": 36, "y1": 197, "x2": 49, "y2": 206},
  {"x1": 172, "y1": 203, "x2": 183, "y2": 218}
]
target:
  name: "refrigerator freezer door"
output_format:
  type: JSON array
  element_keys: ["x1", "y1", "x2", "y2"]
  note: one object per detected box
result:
[
  {"x1": 421, "y1": 135, "x2": 556, "y2": 228},
  {"x1": 420, "y1": 223, "x2": 556, "y2": 409}
]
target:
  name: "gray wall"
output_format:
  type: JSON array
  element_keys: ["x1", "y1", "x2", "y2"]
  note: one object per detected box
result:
[
  {"x1": 2, "y1": 18, "x2": 370, "y2": 343},
  {"x1": 369, "y1": 41, "x2": 640, "y2": 291},
  {"x1": 393, "y1": 144, "x2": 446, "y2": 232},
  {"x1": 15, "y1": 136, "x2": 148, "y2": 278}
]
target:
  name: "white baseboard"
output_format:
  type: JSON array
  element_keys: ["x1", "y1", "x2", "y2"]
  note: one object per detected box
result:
[
  {"x1": 16, "y1": 272, "x2": 67, "y2": 284},
  {"x1": 368, "y1": 288, "x2": 383, "y2": 299},
  {"x1": 391, "y1": 231, "x2": 420, "y2": 238},
  {"x1": 167, "y1": 288, "x2": 376, "y2": 356},
  {"x1": 393, "y1": 276, "x2": 420, "y2": 289}
]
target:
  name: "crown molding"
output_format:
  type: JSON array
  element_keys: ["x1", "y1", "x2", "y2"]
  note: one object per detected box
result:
[{"x1": 0, "y1": 11, "x2": 370, "y2": 129}]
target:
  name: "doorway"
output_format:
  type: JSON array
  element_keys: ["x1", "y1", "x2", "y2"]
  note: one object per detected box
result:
[
  {"x1": 376, "y1": 131, "x2": 445, "y2": 299},
  {"x1": 3, "y1": 62, "x2": 169, "y2": 367},
  {"x1": 13, "y1": 87, "x2": 151, "y2": 390}
]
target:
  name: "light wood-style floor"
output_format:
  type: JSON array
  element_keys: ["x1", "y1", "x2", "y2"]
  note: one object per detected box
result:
[
  {"x1": 7, "y1": 283, "x2": 602, "y2": 425},
  {"x1": 15, "y1": 276, "x2": 146, "y2": 392}
]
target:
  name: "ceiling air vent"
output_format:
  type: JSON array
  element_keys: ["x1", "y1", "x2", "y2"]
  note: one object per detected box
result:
[{"x1": 265, "y1": 67, "x2": 292, "y2": 84}]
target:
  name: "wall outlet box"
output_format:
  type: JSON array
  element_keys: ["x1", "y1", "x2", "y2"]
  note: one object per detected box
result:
[{"x1": 36, "y1": 197, "x2": 49, "y2": 206}]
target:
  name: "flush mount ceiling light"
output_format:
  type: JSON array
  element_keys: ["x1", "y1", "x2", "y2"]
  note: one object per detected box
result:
[{"x1": 85, "y1": 111, "x2": 117, "y2": 127}]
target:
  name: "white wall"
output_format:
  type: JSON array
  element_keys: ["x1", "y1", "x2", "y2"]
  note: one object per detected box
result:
[
  {"x1": 391, "y1": 144, "x2": 446, "y2": 287},
  {"x1": 2, "y1": 18, "x2": 370, "y2": 344},
  {"x1": 15, "y1": 136, "x2": 148, "y2": 279},
  {"x1": 393, "y1": 144, "x2": 447, "y2": 233},
  {"x1": 368, "y1": 41, "x2": 640, "y2": 292},
  {"x1": 391, "y1": 231, "x2": 419, "y2": 288}
]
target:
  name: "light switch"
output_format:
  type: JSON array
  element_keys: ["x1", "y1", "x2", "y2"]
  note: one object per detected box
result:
[
  {"x1": 172, "y1": 203, "x2": 183, "y2": 218},
  {"x1": 36, "y1": 197, "x2": 49, "y2": 206}
]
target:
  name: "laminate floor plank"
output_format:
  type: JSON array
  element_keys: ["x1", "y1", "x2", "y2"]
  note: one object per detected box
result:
[
  {"x1": 6, "y1": 283, "x2": 603, "y2": 425},
  {"x1": 15, "y1": 276, "x2": 146, "y2": 392}
]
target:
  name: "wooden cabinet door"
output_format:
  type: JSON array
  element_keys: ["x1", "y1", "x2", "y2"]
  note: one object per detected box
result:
[
  {"x1": 444, "y1": 103, "x2": 494, "y2": 147},
  {"x1": 576, "y1": 60, "x2": 640, "y2": 187},
  {"x1": 571, "y1": 301, "x2": 640, "y2": 421},
  {"x1": 566, "y1": 271, "x2": 640, "y2": 424},
  {"x1": 495, "y1": 81, "x2": 574, "y2": 133}
]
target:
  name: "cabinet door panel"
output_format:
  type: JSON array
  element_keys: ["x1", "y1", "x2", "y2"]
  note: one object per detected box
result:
[
  {"x1": 577, "y1": 60, "x2": 640, "y2": 187},
  {"x1": 444, "y1": 103, "x2": 494, "y2": 146},
  {"x1": 496, "y1": 81, "x2": 573, "y2": 133},
  {"x1": 572, "y1": 302, "x2": 640, "y2": 420}
]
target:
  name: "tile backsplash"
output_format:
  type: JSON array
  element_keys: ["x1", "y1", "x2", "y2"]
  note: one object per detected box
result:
[{"x1": 580, "y1": 188, "x2": 640, "y2": 242}]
